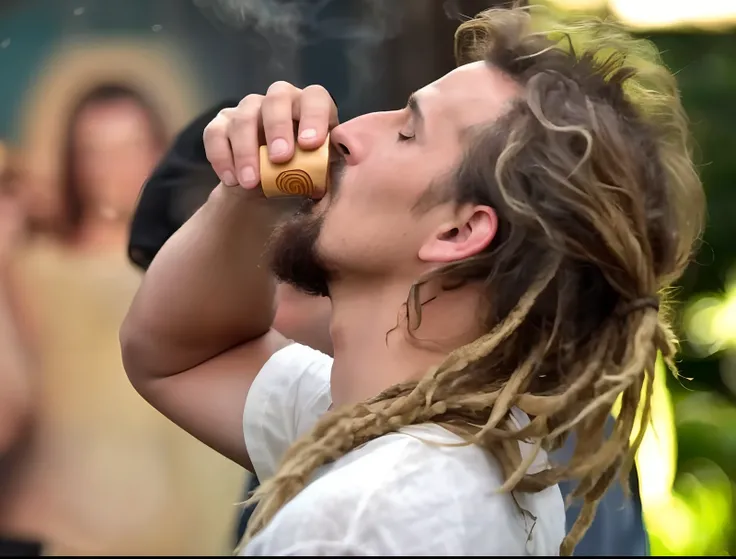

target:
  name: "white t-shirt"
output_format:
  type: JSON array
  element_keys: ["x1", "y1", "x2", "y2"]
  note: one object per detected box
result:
[{"x1": 240, "y1": 343, "x2": 565, "y2": 556}]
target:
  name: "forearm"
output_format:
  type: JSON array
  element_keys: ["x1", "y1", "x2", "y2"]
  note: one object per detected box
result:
[
  {"x1": 0, "y1": 271, "x2": 32, "y2": 453},
  {"x1": 121, "y1": 183, "x2": 281, "y2": 378}
]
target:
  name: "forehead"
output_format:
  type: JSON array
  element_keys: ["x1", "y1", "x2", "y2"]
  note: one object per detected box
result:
[
  {"x1": 75, "y1": 101, "x2": 153, "y2": 140},
  {"x1": 417, "y1": 61, "x2": 521, "y2": 132},
  {"x1": 77, "y1": 99, "x2": 149, "y2": 126}
]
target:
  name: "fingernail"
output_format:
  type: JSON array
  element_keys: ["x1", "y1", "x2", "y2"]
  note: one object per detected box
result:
[
  {"x1": 270, "y1": 138, "x2": 288, "y2": 157},
  {"x1": 299, "y1": 128, "x2": 317, "y2": 140},
  {"x1": 222, "y1": 171, "x2": 237, "y2": 186},
  {"x1": 240, "y1": 166, "x2": 256, "y2": 186}
]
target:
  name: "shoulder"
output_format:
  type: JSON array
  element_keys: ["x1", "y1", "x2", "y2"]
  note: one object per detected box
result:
[
  {"x1": 243, "y1": 343, "x2": 333, "y2": 481},
  {"x1": 246, "y1": 425, "x2": 565, "y2": 555},
  {"x1": 247, "y1": 342, "x2": 333, "y2": 413}
]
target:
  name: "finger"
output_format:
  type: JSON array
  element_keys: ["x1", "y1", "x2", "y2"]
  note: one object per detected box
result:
[
  {"x1": 295, "y1": 85, "x2": 339, "y2": 149},
  {"x1": 228, "y1": 94, "x2": 264, "y2": 189},
  {"x1": 203, "y1": 111, "x2": 237, "y2": 186},
  {"x1": 261, "y1": 81, "x2": 299, "y2": 164}
]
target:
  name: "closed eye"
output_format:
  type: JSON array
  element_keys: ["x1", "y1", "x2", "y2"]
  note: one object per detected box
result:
[{"x1": 397, "y1": 131, "x2": 415, "y2": 142}]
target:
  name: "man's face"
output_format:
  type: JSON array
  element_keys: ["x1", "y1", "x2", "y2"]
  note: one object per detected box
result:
[{"x1": 271, "y1": 61, "x2": 520, "y2": 296}]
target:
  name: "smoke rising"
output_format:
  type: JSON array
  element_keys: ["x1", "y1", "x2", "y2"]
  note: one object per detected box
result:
[
  {"x1": 194, "y1": 0, "x2": 303, "y2": 38},
  {"x1": 193, "y1": 0, "x2": 407, "y2": 45},
  {"x1": 193, "y1": 0, "x2": 411, "y2": 114}
]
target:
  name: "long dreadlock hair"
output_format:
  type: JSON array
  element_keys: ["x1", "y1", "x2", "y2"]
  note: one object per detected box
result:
[{"x1": 239, "y1": 4, "x2": 705, "y2": 555}]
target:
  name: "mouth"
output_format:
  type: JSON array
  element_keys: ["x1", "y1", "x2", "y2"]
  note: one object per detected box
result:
[
  {"x1": 326, "y1": 155, "x2": 346, "y2": 199},
  {"x1": 328, "y1": 142, "x2": 342, "y2": 165},
  {"x1": 314, "y1": 190, "x2": 331, "y2": 209}
]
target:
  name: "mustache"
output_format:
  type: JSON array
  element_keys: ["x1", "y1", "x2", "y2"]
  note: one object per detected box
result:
[
  {"x1": 286, "y1": 155, "x2": 345, "y2": 217},
  {"x1": 294, "y1": 197, "x2": 317, "y2": 215},
  {"x1": 328, "y1": 157, "x2": 346, "y2": 197}
]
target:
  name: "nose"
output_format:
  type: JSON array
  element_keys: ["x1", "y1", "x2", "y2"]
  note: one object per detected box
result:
[
  {"x1": 329, "y1": 110, "x2": 399, "y2": 165},
  {"x1": 329, "y1": 121, "x2": 355, "y2": 164},
  {"x1": 330, "y1": 127, "x2": 351, "y2": 160}
]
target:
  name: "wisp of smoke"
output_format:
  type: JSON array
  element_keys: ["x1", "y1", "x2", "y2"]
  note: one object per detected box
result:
[
  {"x1": 194, "y1": 0, "x2": 407, "y2": 45},
  {"x1": 194, "y1": 0, "x2": 303, "y2": 37}
]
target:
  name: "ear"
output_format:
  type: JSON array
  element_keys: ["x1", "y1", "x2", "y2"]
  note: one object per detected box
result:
[{"x1": 418, "y1": 205, "x2": 497, "y2": 263}]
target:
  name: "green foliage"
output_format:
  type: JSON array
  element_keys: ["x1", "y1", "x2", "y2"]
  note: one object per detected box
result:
[{"x1": 645, "y1": 31, "x2": 736, "y2": 556}]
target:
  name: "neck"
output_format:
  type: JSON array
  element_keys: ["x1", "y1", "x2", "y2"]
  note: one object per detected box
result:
[{"x1": 328, "y1": 277, "x2": 485, "y2": 407}]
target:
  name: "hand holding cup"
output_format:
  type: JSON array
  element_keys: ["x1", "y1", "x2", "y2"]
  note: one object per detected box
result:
[{"x1": 203, "y1": 82, "x2": 338, "y2": 197}]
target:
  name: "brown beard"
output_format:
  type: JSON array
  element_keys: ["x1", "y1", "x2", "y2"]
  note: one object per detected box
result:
[
  {"x1": 268, "y1": 158, "x2": 345, "y2": 298},
  {"x1": 269, "y1": 199, "x2": 330, "y2": 297}
]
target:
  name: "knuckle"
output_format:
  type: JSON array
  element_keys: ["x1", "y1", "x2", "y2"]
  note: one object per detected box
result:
[
  {"x1": 202, "y1": 124, "x2": 225, "y2": 151},
  {"x1": 228, "y1": 107, "x2": 259, "y2": 129},
  {"x1": 302, "y1": 84, "x2": 329, "y2": 98},
  {"x1": 206, "y1": 156, "x2": 227, "y2": 170},
  {"x1": 237, "y1": 93, "x2": 263, "y2": 109},
  {"x1": 205, "y1": 148, "x2": 228, "y2": 166},
  {"x1": 227, "y1": 112, "x2": 251, "y2": 129},
  {"x1": 266, "y1": 80, "x2": 294, "y2": 99},
  {"x1": 203, "y1": 114, "x2": 226, "y2": 141}
]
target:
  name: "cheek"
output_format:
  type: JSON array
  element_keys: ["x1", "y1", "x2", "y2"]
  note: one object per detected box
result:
[
  {"x1": 101, "y1": 146, "x2": 159, "y2": 194},
  {"x1": 317, "y1": 148, "x2": 452, "y2": 258},
  {"x1": 339, "y1": 155, "x2": 430, "y2": 212},
  {"x1": 111, "y1": 144, "x2": 156, "y2": 176},
  {"x1": 318, "y1": 198, "x2": 422, "y2": 262}
]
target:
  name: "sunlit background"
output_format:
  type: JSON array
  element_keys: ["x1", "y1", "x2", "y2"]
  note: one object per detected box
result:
[
  {"x1": 0, "y1": 0, "x2": 734, "y2": 555},
  {"x1": 543, "y1": 1, "x2": 736, "y2": 555}
]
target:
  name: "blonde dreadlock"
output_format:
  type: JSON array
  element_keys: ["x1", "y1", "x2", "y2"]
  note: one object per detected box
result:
[{"x1": 239, "y1": 4, "x2": 704, "y2": 556}]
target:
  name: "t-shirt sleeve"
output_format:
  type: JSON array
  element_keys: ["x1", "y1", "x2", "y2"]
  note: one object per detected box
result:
[{"x1": 242, "y1": 343, "x2": 333, "y2": 482}]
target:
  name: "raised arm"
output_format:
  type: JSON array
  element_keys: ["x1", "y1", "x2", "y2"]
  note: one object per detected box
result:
[
  {"x1": 0, "y1": 277, "x2": 32, "y2": 454},
  {"x1": 0, "y1": 196, "x2": 33, "y2": 454},
  {"x1": 120, "y1": 83, "x2": 338, "y2": 469}
]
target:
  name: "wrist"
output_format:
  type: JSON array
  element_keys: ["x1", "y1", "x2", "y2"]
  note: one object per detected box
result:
[{"x1": 208, "y1": 182, "x2": 285, "y2": 224}]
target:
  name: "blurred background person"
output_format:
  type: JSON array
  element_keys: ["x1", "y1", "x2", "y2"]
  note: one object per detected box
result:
[
  {"x1": 0, "y1": 82, "x2": 243, "y2": 556},
  {"x1": 0, "y1": 142, "x2": 38, "y2": 556},
  {"x1": 55, "y1": 84, "x2": 167, "y2": 251}
]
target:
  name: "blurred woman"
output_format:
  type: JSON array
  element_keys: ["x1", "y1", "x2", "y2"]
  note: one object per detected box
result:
[
  {"x1": 0, "y1": 143, "x2": 32, "y2": 453},
  {"x1": 0, "y1": 84, "x2": 243, "y2": 556},
  {"x1": 0, "y1": 143, "x2": 37, "y2": 554},
  {"x1": 56, "y1": 84, "x2": 168, "y2": 249}
]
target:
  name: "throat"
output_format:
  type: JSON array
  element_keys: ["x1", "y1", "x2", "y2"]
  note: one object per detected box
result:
[{"x1": 327, "y1": 280, "x2": 485, "y2": 407}]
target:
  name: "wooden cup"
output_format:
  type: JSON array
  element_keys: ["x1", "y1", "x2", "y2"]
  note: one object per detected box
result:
[{"x1": 259, "y1": 136, "x2": 330, "y2": 199}]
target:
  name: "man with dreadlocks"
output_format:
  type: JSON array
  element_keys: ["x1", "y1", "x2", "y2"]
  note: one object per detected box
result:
[{"x1": 121, "y1": 5, "x2": 704, "y2": 556}]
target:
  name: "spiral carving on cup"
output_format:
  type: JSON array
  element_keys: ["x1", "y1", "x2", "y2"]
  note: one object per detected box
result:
[{"x1": 275, "y1": 169, "x2": 314, "y2": 196}]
